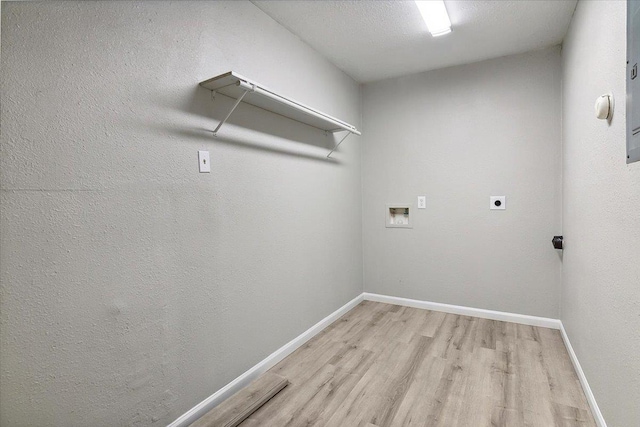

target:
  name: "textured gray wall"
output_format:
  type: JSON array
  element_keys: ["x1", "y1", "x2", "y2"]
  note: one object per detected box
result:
[
  {"x1": 0, "y1": 2, "x2": 362, "y2": 426},
  {"x1": 361, "y1": 48, "x2": 563, "y2": 318},
  {"x1": 561, "y1": 1, "x2": 640, "y2": 425}
]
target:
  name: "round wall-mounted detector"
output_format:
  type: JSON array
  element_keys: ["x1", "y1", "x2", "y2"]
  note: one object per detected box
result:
[{"x1": 595, "y1": 93, "x2": 613, "y2": 120}]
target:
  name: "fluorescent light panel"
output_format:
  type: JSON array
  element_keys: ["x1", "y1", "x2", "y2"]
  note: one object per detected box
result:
[{"x1": 415, "y1": 0, "x2": 452, "y2": 37}]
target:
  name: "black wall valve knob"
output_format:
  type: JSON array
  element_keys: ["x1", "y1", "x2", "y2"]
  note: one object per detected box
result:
[{"x1": 552, "y1": 236, "x2": 564, "y2": 250}]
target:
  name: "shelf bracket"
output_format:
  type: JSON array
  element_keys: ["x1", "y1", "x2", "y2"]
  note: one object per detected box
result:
[
  {"x1": 211, "y1": 84, "x2": 255, "y2": 137},
  {"x1": 327, "y1": 131, "x2": 352, "y2": 158}
]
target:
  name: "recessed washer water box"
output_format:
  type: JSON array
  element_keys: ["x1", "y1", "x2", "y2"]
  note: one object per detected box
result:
[{"x1": 386, "y1": 205, "x2": 412, "y2": 228}]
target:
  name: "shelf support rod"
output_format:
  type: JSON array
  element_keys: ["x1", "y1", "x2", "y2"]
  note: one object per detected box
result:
[
  {"x1": 211, "y1": 84, "x2": 255, "y2": 137},
  {"x1": 327, "y1": 131, "x2": 352, "y2": 158}
]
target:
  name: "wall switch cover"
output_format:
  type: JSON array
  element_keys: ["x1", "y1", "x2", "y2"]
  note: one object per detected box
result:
[
  {"x1": 198, "y1": 150, "x2": 210, "y2": 173},
  {"x1": 490, "y1": 196, "x2": 506, "y2": 210},
  {"x1": 417, "y1": 196, "x2": 426, "y2": 209}
]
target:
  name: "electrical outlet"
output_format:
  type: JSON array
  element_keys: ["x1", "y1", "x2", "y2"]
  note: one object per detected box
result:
[
  {"x1": 417, "y1": 196, "x2": 426, "y2": 209},
  {"x1": 198, "y1": 151, "x2": 210, "y2": 173},
  {"x1": 490, "y1": 196, "x2": 506, "y2": 210}
]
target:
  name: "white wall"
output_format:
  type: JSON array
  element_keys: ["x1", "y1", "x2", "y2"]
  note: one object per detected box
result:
[
  {"x1": 561, "y1": 1, "x2": 640, "y2": 426},
  {"x1": 0, "y1": 2, "x2": 362, "y2": 426},
  {"x1": 362, "y1": 47, "x2": 562, "y2": 318}
]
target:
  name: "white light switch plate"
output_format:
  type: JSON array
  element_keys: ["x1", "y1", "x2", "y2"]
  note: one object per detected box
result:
[
  {"x1": 490, "y1": 196, "x2": 506, "y2": 210},
  {"x1": 198, "y1": 150, "x2": 210, "y2": 173},
  {"x1": 417, "y1": 196, "x2": 426, "y2": 209}
]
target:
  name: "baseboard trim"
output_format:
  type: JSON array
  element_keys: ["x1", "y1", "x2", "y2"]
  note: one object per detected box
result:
[
  {"x1": 363, "y1": 292, "x2": 605, "y2": 425},
  {"x1": 167, "y1": 293, "x2": 364, "y2": 427},
  {"x1": 170, "y1": 292, "x2": 606, "y2": 427},
  {"x1": 560, "y1": 324, "x2": 607, "y2": 427},
  {"x1": 362, "y1": 292, "x2": 562, "y2": 329}
]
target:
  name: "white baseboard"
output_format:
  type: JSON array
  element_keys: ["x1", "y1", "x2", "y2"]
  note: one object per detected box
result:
[
  {"x1": 364, "y1": 292, "x2": 605, "y2": 426},
  {"x1": 170, "y1": 292, "x2": 606, "y2": 427},
  {"x1": 560, "y1": 324, "x2": 607, "y2": 427},
  {"x1": 167, "y1": 293, "x2": 364, "y2": 427},
  {"x1": 363, "y1": 292, "x2": 562, "y2": 329}
]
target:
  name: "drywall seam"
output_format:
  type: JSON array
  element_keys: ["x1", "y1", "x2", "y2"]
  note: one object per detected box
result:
[
  {"x1": 359, "y1": 82, "x2": 366, "y2": 294},
  {"x1": 560, "y1": 324, "x2": 608, "y2": 427},
  {"x1": 558, "y1": 45, "x2": 565, "y2": 321},
  {"x1": 167, "y1": 293, "x2": 364, "y2": 427},
  {"x1": 363, "y1": 293, "x2": 562, "y2": 329}
]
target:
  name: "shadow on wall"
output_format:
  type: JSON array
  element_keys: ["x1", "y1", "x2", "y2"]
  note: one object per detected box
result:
[{"x1": 150, "y1": 85, "x2": 347, "y2": 163}]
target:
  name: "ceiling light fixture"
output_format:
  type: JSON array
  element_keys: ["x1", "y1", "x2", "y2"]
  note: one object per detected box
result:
[{"x1": 415, "y1": 0, "x2": 452, "y2": 37}]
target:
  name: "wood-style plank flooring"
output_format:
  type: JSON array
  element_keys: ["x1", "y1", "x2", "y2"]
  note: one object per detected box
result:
[
  {"x1": 241, "y1": 301, "x2": 596, "y2": 427},
  {"x1": 193, "y1": 373, "x2": 289, "y2": 427}
]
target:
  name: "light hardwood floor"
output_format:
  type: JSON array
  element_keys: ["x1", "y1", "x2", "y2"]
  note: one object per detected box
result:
[
  {"x1": 193, "y1": 373, "x2": 289, "y2": 427},
  {"x1": 241, "y1": 301, "x2": 596, "y2": 427}
]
